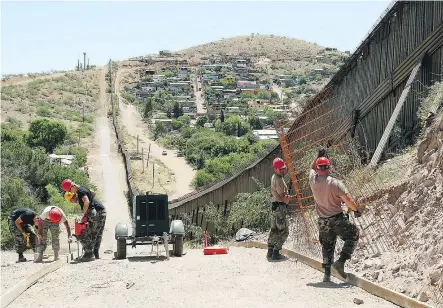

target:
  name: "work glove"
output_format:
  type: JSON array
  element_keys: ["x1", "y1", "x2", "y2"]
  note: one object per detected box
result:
[{"x1": 317, "y1": 147, "x2": 328, "y2": 158}]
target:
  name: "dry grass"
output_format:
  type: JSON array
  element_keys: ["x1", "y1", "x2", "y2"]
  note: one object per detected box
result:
[
  {"x1": 177, "y1": 34, "x2": 346, "y2": 74},
  {"x1": 1, "y1": 69, "x2": 101, "y2": 135}
]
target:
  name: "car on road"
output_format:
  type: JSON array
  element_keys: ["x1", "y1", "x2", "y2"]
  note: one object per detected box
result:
[
  {"x1": 162, "y1": 150, "x2": 167, "y2": 155},
  {"x1": 176, "y1": 151, "x2": 184, "y2": 157}
]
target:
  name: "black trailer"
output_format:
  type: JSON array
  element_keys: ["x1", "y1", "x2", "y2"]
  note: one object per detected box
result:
[{"x1": 114, "y1": 192, "x2": 185, "y2": 259}]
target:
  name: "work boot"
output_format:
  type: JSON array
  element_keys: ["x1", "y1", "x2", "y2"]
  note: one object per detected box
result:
[
  {"x1": 78, "y1": 251, "x2": 95, "y2": 262},
  {"x1": 17, "y1": 252, "x2": 27, "y2": 263},
  {"x1": 332, "y1": 260, "x2": 347, "y2": 279},
  {"x1": 34, "y1": 251, "x2": 44, "y2": 263},
  {"x1": 93, "y1": 248, "x2": 100, "y2": 259},
  {"x1": 266, "y1": 246, "x2": 274, "y2": 259},
  {"x1": 323, "y1": 267, "x2": 331, "y2": 282},
  {"x1": 53, "y1": 250, "x2": 59, "y2": 261},
  {"x1": 271, "y1": 249, "x2": 287, "y2": 261}
]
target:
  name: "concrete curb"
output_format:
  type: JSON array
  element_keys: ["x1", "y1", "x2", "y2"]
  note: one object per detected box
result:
[
  {"x1": 229, "y1": 241, "x2": 434, "y2": 308},
  {"x1": 0, "y1": 252, "x2": 77, "y2": 308}
]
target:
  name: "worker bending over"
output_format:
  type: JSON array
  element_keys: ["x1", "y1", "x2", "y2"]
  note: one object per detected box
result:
[
  {"x1": 34, "y1": 206, "x2": 72, "y2": 263},
  {"x1": 7, "y1": 208, "x2": 41, "y2": 262}
]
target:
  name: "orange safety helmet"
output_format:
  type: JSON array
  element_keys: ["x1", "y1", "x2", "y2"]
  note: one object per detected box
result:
[
  {"x1": 48, "y1": 207, "x2": 62, "y2": 224},
  {"x1": 273, "y1": 157, "x2": 286, "y2": 170},
  {"x1": 315, "y1": 157, "x2": 330, "y2": 170},
  {"x1": 61, "y1": 179, "x2": 73, "y2": 192}
]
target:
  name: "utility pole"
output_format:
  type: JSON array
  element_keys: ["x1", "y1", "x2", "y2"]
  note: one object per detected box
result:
[
  {"x1": 137, "y1": 134, "x2": 139, "y2": 154},
  {"x1": 83, "y1": 52, "x2": 86, "y2": 71},
  {"x1": 142, "y1": 148, "x2": 144, "y2": 173},
  {"x1": 77, "y1": 59, "x2": 80, "y2": 71},
  {"x1": 109, "y1": 59, "x2": 113, "y2": 114},
  {"x1": 87, "y1": 58, "x2": 90, "y2": 70},
  {"x1": 152, "y1": 163, "x2": 155, "y2": 187}
]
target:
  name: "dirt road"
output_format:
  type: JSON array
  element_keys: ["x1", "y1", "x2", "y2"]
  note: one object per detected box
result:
[
  {"x1": 116, "y1": 69, "x2": 196, "y2": 200},
  {"x1": 193, "y1": 75, "x2": 206, "y2": 114},
  {"x1": 85, "y1": 68, "x2": 131, "y2": 252},
  {"x1": 8, "y1": 247, "x2": 397, "y2": 308}
]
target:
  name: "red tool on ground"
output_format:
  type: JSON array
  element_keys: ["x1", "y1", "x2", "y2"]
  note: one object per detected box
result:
[
  {"x1": 203, "y1": 231, "x2": 229, "y2": 255},
  {"x1": 73, "y1": 217, "x2": 88, "y2": 260}
]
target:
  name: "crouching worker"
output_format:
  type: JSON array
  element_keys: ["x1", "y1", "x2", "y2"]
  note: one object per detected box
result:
[
  {"x1": 309, "y1": 149, "x2": 363, "y2": 282},
  {"x1": 34, "y1": 206, "x2": 72, "y2": 263},
  {"x1": 7, "y1": 208, "x2": 41, "y2": 262},
  {"x1": 267, "y1": 158, "x2": 298, "y2": 261},
  {"x1": 62, "y1": 179, "x2": 107, "y2": 262}
]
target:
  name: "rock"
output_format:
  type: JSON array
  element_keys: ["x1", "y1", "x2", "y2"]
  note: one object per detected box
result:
[
  {"x1": 429, "y1": 269, "x2": 443, "y2": 285},
  {"x1": 372, "y1": 271, "x2": 380, "y2": 280},
  {"x1": 418, "y1": 291, "x2": 430, "y2": 302},
  {"x1": 353, "y1": 298, "x2": 364, "y2": 305},
  {"x1": 392, "y1": 264, "x2": 401, "y2": 273},
  {"x1": 377, "y1": 271, "x2": 384, "y2": 282},
  {"x1": 423, "y1": 178, "x2": 436, "y2": 188},
  {"x1": 371, "y1": 252, "x2": 381, "y2": 258}
]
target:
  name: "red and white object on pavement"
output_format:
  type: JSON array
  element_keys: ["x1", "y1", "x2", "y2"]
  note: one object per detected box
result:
[{"x1": 203, "y1": 231, "x2": 228, "y2": 255}]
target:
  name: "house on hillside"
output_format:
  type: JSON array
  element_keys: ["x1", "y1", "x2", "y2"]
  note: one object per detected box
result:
[
  {"x1": 159, "y1": 50, "x2": 172, "y2": 57},
  {"x1": 144, "y1": 69, "x2": 156, "y2": 75},
  {"x1": 248, "y1": 99, "x2": 271, "y2": 110},
  {"x1": 237, "y1": 80, "x2": 259, "y2": 90},
  {"x1": 178, "y1": 67, "x2": 189, "y2": 79},
  {"x1": 236, "y1": 59, "x2": 247, "y2": 68},
  {"x1": 153, "y1": 74, "x2": 166, "y2": 82}
]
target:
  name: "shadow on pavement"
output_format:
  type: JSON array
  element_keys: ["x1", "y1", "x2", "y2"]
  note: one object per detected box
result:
[
  {"x1": 127, "y1": 255, "x2": 168, "y2": 263},
  {"x1": 306, "y1": 281, "x2": 353, "y2": 289}
]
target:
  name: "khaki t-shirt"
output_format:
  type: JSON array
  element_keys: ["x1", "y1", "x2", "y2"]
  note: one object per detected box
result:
[
  {"x1": 271, "y1": 173, "x2": 288, "y2": 203},
  {"x1": 308, "y1": 169, "x2": 348, "y2": 218},
  {"x1": 40, "y1": 206, "x2": 68, "y2": 223}
]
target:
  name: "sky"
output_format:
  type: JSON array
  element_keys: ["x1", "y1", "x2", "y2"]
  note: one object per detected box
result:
[{"x1": 1, "y1": 0, "x2": 391, "y2": 75}]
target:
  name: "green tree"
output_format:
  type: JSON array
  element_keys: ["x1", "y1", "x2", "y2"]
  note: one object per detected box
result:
[
  {"x1": 196, "y1": 116, "x2": 208, "y2": 127},
  {"x1": 144, "y1": 99, "x2": 153, "y2": 118},
  {"x1": 248, "y1": 116, "x2": 263, "y2": 130},
  {"x1": 27, "y1": 118, "x2": 68, "y2": 153},
  {"x1": 220, "y1": 109, "x2": 225, "y2": 123},
  {"x1": 172, "y1": 101, "x2": 181, "y2": 119},
  {"x1": 153, "y1": 122, "x2": 167, "y2": 140},
  {"x1": 171, "y1": 119, "x2": 184, "y2": 131}
]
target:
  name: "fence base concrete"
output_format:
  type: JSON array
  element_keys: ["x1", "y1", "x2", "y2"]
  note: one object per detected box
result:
[
  {"x1": 229, "y1": 241, "x2": 433, "y2": 308},
  {"x1": 0, "y1": 251, "x2": 77, "y2": 308}
]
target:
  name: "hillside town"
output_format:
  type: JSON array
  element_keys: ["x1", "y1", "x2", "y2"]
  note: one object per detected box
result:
[{"x1": 122, "y1": 47, "x2": 347, "y2": 141}]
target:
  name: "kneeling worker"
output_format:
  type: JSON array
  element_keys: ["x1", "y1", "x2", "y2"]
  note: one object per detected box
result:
[
  {"x1": 309, "y1": 150, "x2": 362, "y2": 282},
  {"x1": 34, "y1": 206, "x2": 72, "y2": 262},
  {"x1": 7, "y1": 208, "x2": 41, "y2": 262},
  {"x1": 267, "y1": 157, "x2": 298, "y2": 261}
]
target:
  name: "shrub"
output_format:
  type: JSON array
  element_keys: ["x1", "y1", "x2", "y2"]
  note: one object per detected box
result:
[{"x1": 27, "y1": 118, "x2": 68, "y2": 153}]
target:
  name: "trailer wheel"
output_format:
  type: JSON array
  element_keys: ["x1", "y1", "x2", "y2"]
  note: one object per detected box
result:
[
  {"x1": 173, "y1": 236, "x2": 184, "y2": 257},
  {"x1": 116, "y1": 239, "x2": 126, "y2": 259}
]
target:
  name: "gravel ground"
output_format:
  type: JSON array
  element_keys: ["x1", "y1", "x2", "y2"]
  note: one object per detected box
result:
[{"x1": 8, "y1": 246, "x2": 397, "y2": 308}]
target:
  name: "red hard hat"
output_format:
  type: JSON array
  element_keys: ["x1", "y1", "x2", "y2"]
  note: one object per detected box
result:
[
  {"x1": 273, "y1": 157, "x2": 286, "y2": 169},
  {"x1": 61, "y1": 179, "x2": 73, "y2": 192},
  {"x1": 316, "y1": 157, "x2": 330, "y2": 168},
  {"x1": 48, "y1": 207, "x2": 62, "y2": 224}
]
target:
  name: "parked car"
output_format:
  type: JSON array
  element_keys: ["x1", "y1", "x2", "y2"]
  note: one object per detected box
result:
[{"x1": 162, "y1": 150, "x2": 167, "y2": 156}]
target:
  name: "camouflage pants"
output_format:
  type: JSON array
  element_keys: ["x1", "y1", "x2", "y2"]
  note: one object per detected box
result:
[
  {"x1": 8, "y1": 218, "x2": 35, "y2": 253},
  {"x1": 81, "y1": 208, "x2": 107, "y2": 253},
  {"x1": 38, "y1": 221, "x2": 60, "y2": 253},
  {"x1": 318, "y1": 213, "x2": 359, "y2": 269},
  {"x1": 268, "y1": 202, "x2": 289, "y2": 250}
]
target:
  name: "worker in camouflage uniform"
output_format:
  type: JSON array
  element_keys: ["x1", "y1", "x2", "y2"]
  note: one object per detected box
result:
[
  {"x1": 62, "y1": 179, "x2": 107, "y2": 262},
  {"x1": 34, "y1": 206, "x2": 73, "y2": 263},
  {"x1": 8, "y1": 208, "x2": 41, "y2": 262},
  {"x1": 309, "y1": 149, "x2": 363, "y2": 282},
  {"x1": 267, "y1": 157, "x2": 297, "y2": 261}
]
